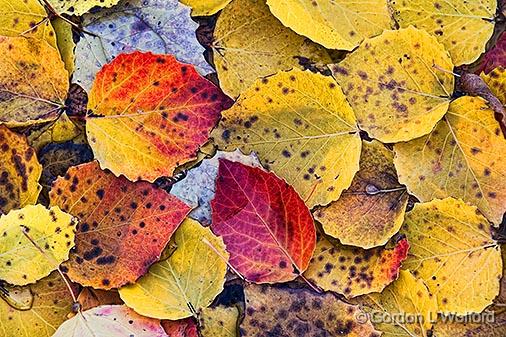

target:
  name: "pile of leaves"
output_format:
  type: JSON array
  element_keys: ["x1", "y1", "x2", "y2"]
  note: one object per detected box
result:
[{"x1": 0, "y1": 0, "x2": 505, "y2": 336}]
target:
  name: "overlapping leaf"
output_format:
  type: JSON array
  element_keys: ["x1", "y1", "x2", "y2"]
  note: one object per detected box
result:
[
  {"x1": 119, "y1": 219, "x2": 228, "y2": 320},
  {"x1": 331, "y1": 26, "x2": 454, "y2": 142},
  {"x1": 211, "y1": 159, "x2": 316, "y2": 283},
  {"x1": 49, "y1": 161, "x2": 190, "y2": 289},
  {"x1": 199, "y1": 305, "x2": 239, "y2": 337},
  {"x1": 47, "y1": 0, "x2": 121, "y2": 16},
  {"x1": 314, "y1": 140, "x2": 408, "y2": 248},
  {"x1": 181, "y1": 0, "x2": 232, "y2": 16},
  {"x1": 481, "y1": 66, "x2": 505, "y2": 105},
  {"x1": 394, "y1": 96, "x2": 506, "y2": 224},
  {"x1": 476, "y1": 32, "x2": 506, "y2": 74},
  {"x1": 212, "y1": 69, "x2": 361, "y2": 207},
  {"x1": 162, "y1": 318, "x2": 198, "y2": 337},
  {"x1": 86, "y1": 51, "x2": 232, "y2": 182},
  {"x1": 213, "y1": 0, "x2": 331, "y2": 97}
]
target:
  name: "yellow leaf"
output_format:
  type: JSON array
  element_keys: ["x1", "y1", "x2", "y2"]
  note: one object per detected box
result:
[
  {"x1": 51, "y1": 18, "x2": 75, "y2": 74},
  {"x1": 213, "y1": 0, "x2": 331, "y2": 97},
  {"x1": 433, "y1": 310, "x2": 506, "y2": 337},
  {"x1": 314, "y1": 140, "x2": 408, "y2": 248},
  {"x1": 0, "y1": 0, "x2": 57, "y2": 47},
  {"x1": 481, "y1": 66, "x2": 505, "y2": 105},
  {"x1": 266, "y1": 0, "x2": 392, "y2": 50},
  {"x1": 27, "y1": 113, "x2": 82, "y2": 151},
  {"x1": 47, "y1": 0, "x2": 121, "y2": 15},
  {"x1": 390, "y1": 0, "x2": 497, "y2": 66},
  {"x1": 359, "y1": 270, "x2": 438, "y2": 337},
  {"x1": 401, "y1": 198, "x2": 502, "y2": 315},
  {"x1": 0, "y1": 37, "x2": 69, "y2": 126},
  {"x1": 212, "y1": 69, "x2": 362, "y2": 207},
  {"x1": 331, "y1": 26, "x2": 454, "y2": 143},
  {"x1": 0, "y1": 204, "x2": 77, "y2": 285},
  {"x1": 0, "y1": 271, "x2": 74, "y2": 337},
  {"x1": 119, "y1": 219, "x2": 228, "y2": 320},
  {"x1": 181, "y1": 0, "x2": 232, "y2": 16},
  {"x1": 394, "y1": 96, "x2": 506, "y2": 224},
  {"x1": 0, "y1": 125, "x2": 42, "y2": 214},
  {"x1": 199, "y1": 305, "x2": 239, "y2": 337}
]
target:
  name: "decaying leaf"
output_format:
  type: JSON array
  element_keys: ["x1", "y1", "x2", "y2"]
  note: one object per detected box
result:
[
  {"x1": 213, "y1": 0, "x2": 331, "y2": 97},
  {"x1": 0, "y1": 125, "x2": 42, "y2": 214},
  {"x1": 481, "y1": 66, "x2": 505, "y2": 105},
  {"x1": 86, "y1": 52, "x2": 232, "y2": 182},
  {"x1": 74, "y1": 0, "x2": 212, "y2": 92},
  {"x1": 358, "y1": 270, "x2": 438, "y2": 337},
  {"x1": 49, "y1": 161, "x2": 190, "y2": 289},
  {"x1": 47, "y1": 0, "x2": 121, "y2": 16},
  {"x1": 0, "y1": 271, "x2": 74, "y2": 337},
  {"x1": 242, "y1": 284, "x2": 381, "y2": 337},
  {"x1": 0, "y1": 204, "x2": 77, "y2": 285},
  {"x1": 390, "y1": 0, "x2": 497, "y2": 66},
  {"x1": 314, "y1": 140, "x2": 408, "y2": 248},
  {"x1": 77, "y1": 288, "x2": 122, "y2": 312},
  {"x1": 212, "y1": 69, "x2": 361, "y2": 207},
  {"x1": 331, "y1": 26, "x2": 454, "y2": 143},
  {"x1": 211, "y1": 159, "x2": 316, "y2": 283},
  {"x1": 199, "y1": 305, "x2": 239, "y2": 337},
  {"x1": 162, "y1": 318, "x2": 198, "y2": 337},
  {"x1": 266, "y1": 0, "x2": 392, "y2": 50},
  {"x1": 305, "y1": 236, "x2": 409, "y2": 298},
  {"x1": 402, "y1": 197, "x2": 502, "y2": 314},
  {"x1": 119, "y1": 218, "x2": 228, "y2": 320},
  {"x1": 52, "y1": 305, "x2": 169, "y2": 337},
  {"x1": 181, "y1": 0, "x2": 232, "y2": 16},
  {"x1": 476, "y1": 32, "x2": 506, "y2": 75},
  {"x1": 394, "y1": 96, "x2": 506, "y2": 224},
  {"x1": 0, "y1": 36, "x2": 69, "y2": 126}
]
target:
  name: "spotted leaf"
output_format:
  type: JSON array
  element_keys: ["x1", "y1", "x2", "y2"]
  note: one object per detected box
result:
[
  {"x1": 47, "y1": 0, "x2": 121, "y2": 15},
  {"x1": 199, "y1": 305, "x2": 239, "y2": 337}
]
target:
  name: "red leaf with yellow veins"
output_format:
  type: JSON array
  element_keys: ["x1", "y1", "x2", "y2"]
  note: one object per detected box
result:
[
  {"x1": 49, "y1": 161, "x2": 191, "y2": 289},
  {"x1": 86, "y1": 52, "x2": 233, "y2": 182},
  {"x1": 211, "y1": 159, "x2": 316, "y2": 283}
]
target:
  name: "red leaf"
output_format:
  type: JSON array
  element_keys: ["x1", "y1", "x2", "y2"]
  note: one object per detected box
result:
[
  {"x1": 161, "y1": 318, "x2": 198, "y2": 337},
  {"x1": 475, "y1": 32, "x2": 506, "y2": 75},
  {"x1": 211, "y1": 159, "x2": 316, "y2": 283}
]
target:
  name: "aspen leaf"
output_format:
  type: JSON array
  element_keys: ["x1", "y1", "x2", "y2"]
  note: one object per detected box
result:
[
  {"x1": 0, "y1": 36, "x2": 69, "y2": 126},
  {"x1": 119, "y1": 218, "x2": 228, "y2": 320},
  {"x1": 242, "y1": 284, "x2": 381, "y2": 337},
  {"x1": 481, "y1": 66, "x2": 505, "y2": 105},
  {"x1": 358, "y1": 270, "x2": 438, "y2": 337},
  {"x1": 0, "y1": 271, "x2": 75, "y2": 337},
  {"x1": 52, "y1": 18, "x2": 75, "y2": 74},
  {"x1": 86, "y1": 52, "x2": 232, "y2": 182},
  {"x1": 476, "y1": 32, "x2": 506, "y2": 75},
  {"x1": 212, "y1": 69, "x2": 362, "y2": 207},
  {"x1": 27, "y1": 113, "x2": 82, "y2": 152},
  {"x1": 314, "y1": 140, "x2": 408, "y2": 248},
  {"x1": 0, "y1": 125, "x2": 42, "y2": 214},
  {"x1": 53, "y1": 305, "x2": 169, "y2": 337},
  {"x1": 77, "y1": 288, "x2": 123, "y2": 312},
  {"x1": 394, "y1": 96, "x2": 506, "y2": 224},
  {"x1": 390, "y1": 0, "x2": 497, "y2": 66},
  {"x1": 305, "y1": 236, "x2": 409, "y2": 298},
  {"x1": 213, "y1": 0, "x2": 331, "y2": 97},
  {"x1": 266, "y1": 0, "x2": 392, "y2": 50},
  {"x1": 47, "y1": 0, "x2": 121, "y2": 16},
  {"x1": 49, "y1": 161, "x2": 191, "y2": 289},
  {"x1": 211, "y1": 159, "x2": 316, "y2": 283},
  {"x1": 331, "y1": 26, "x2": 454, "y2": 143},
  {"x1": 181, "y1": 0, "x2": 232, "y2": 16},
  {"x1": 401, "y1": 198, "x2": 502, "y2": 315},
  {"x1": 199, "y1": 305, "x2": 239, "y2": 337},
  {"x1": 433, "y1": 310, "x2": 506, "y2": 337},
  {"x1": 0, "y1": 204, "x2": 77, "y2": 285},
  {"x1": 74, "y1": 0, "x2": 212, "y2": 92},
  {"x1": 162, "y1": 318, "x2": 198, "y2": 337}
]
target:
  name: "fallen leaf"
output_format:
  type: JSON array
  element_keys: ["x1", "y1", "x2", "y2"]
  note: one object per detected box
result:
[
  {"x1": 162, "y1": 318, "x2": 198, "y2": 337},
  {"x1": 331, "y1": 26, "x2": 454, "y2": 143},
  {"x1": 390, "y1": 0, "x2": 497, "y2": 65},
  {"x1": 481, "y1": 66, "x2": 505, "y2": 105},
  {"x1": 119, "y1": 218, "x2": 228, "y2": 320},
  {"x1": 211, "y1": 159, "x2": 316, "y2": 283},
  {"x1": 304, "y1": 236, "x2": 409, "y2": 298},
  {"x1": 171, "y1": 150, "x2": 261, "y2": 226},
  {"x1": 241, "y1": 284, "x2": 381, "y2": 337},
  {"x1": 52, "y1": 18, "x2": 75, "y2": 74},
  {"x1": 358, "y1": 270, "x2": 438, "y2": 337},
  {"x1": 213, "y1": 0, "x2": 331, "y2": 97},
  {"x1": 0, "y1": 204, "x2": 77, "y2": 285},
  {"x1": 181, "y1": 0, "x2": 232, "y2": 15},
  {"x1": 266, "y1": 0, "x2": 392, "y2": 50},
  {"x1": 86, "y1": 51, "x2": 232, "y2": 182},
  {"x1": 433, "y1": 312, "x2": 506, "y2": 337},
  {"x1": 401, "y1": 197, "x2": 502, "y2": 314},
  {"x1": 77, "y1": 288, "x2": 123, "y2": 311},
  {"x1": 49, "y1": 161, "x2": 191, "y2": 289},
  {"x1": 47, "y1": 0, "x2": 121, "y2": 16},
  {"x1": 314, "y1": 140, "x2": 408, "y2": 248},
  {"x1": 0, "y1": 36, "x2": 69, "y2": 126},
  {"x1": 212, "y1": 69, "x2": 361, "y2": 207},
  {"x1": 394, "y1": 96, "x2": 506, "y2": 224},
  {"x1": 52, "y1": 304, "x2": 169, "y2": 337},
  {"x1": 26, "y1": 112, "x2": 83, "y2": 152},
  {"x1": 199, "y1": 305, "x2": 239, "y2": 337},
  {"x1": 74, "y1": 0, "x2": 212, "y2": 92},
  {"x1": 0, "y1": 125, "x2": 42, "y2": 214},
  {"x1": 475, "y1": 32, "x2": 506, "y2": 75},
  {"x1": 0, "y1": 271, "x2": 74, "y2": 337}
]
